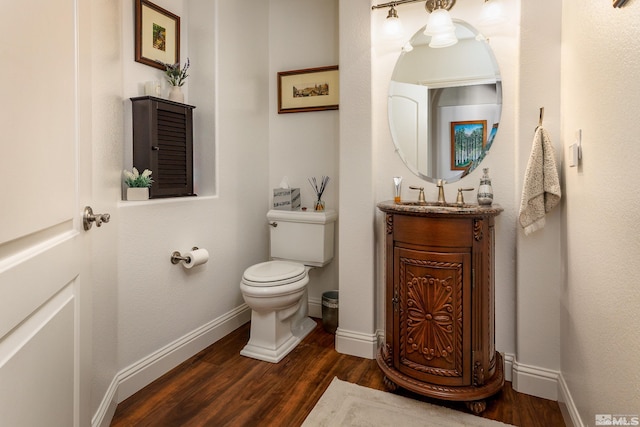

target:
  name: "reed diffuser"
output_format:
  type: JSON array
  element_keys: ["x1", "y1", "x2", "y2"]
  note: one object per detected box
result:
[{"x1": 308, "y1": 176, "x2": 330, "y2": 211}]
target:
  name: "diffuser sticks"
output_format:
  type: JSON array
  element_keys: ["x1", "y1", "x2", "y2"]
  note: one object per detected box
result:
[{"x1": 308, "y1": 176, "x2": 330, "y2": 211}]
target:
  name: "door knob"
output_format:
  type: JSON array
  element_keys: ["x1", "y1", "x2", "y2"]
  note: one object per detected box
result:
[{"x1": 83, "y1": 206, "x2": 111, "y2": 231}]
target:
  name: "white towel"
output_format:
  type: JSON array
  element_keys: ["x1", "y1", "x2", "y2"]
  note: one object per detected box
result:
[{"x1": 518, "y1": 126, "x2": 561, "y2": 235}]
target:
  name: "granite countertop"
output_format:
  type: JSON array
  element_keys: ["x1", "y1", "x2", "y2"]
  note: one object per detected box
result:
[{"x1": 377, "y1": 200, "x2": 504, "y2": 217}]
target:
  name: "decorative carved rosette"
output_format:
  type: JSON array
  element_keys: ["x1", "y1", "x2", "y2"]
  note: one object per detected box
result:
[{"x1": 399, "y1": 258, "x2": 464, "y2": 379}]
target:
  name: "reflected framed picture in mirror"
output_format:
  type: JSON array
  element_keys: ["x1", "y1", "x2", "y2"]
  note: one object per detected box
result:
[
  {"x1": 277, "y1": 66, "x2": 339, "y2": 114},
  {"x1": 135, "y1": 0, "x2": 180, "y2": 70},
  {"x1": 450, "y1": 120, "x2": 487, "y2": 171}
]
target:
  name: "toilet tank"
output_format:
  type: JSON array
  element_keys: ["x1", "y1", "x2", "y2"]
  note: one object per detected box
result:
[{"x1": 267, "y1": 209, "x2": 337, "y2": 267}]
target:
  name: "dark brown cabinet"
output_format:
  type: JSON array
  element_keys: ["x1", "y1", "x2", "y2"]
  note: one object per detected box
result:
[
  {"x1": 376, "y1": 202, "x2": 504, "y2": 413},
  {"x1": 131, "y1": 96, "x2": 195, "y2": 198}
]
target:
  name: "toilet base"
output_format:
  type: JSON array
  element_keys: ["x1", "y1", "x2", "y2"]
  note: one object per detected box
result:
[{"x1": 240, "y1": 315, "x2": 316, "y2": 363}]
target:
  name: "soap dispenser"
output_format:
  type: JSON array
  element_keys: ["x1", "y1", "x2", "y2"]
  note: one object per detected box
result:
[{"x1": 477, "y1": 168, "x2": 494, "y2": 205}]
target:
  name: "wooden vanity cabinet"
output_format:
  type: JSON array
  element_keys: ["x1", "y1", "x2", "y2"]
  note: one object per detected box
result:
[{"x1": 376, "y1": 203, "x2": 504, "y2": 413}]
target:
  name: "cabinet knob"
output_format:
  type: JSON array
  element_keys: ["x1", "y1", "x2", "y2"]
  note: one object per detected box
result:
[{"x1": 152, "y1": 146, "x2": 160, "y2": 150}]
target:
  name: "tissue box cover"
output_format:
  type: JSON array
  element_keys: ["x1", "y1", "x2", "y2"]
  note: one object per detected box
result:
[{"x1": 273, "y1": 188, "x2": 301, "y2": 210}]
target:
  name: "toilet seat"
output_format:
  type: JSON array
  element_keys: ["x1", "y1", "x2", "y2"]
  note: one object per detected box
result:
[{"x1": 242, "y1": 261, "x2": 306, "y2": 287}]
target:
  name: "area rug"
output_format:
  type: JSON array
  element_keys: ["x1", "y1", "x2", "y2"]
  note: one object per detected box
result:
[{"x1": 302, "y1": 378, "x2": 514, "y2": 427}]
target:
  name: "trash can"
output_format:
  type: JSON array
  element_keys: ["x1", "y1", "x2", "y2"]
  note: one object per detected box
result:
[{"x1": 322, "y1": 290, "x2": 339, "y2": 334}]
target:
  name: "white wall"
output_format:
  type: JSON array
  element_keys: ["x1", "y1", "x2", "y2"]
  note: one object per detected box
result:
[
  {"x1": 561, "y1": 1, "x2": 640, "y2": 424},
  {"x1": 336, "y1": 0, "x2": 378, "y2": 358},
  {"x1": 90, "y1": 0, "x2": 124, "y2": 418},
  {"x1": 514, "y1": 0, "x2": 563, "y2": 400},
  {"x1": 114, "y1": 0, "x2": 269, "y2": 402},
  {"x1": 268, "y1": 0, "x2": 340, "y2": 315},
  {"x1": 91, "y1": 1, "x2": 339, "y2": 422}
]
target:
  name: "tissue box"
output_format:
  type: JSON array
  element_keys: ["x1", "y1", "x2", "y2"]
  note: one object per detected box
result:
[{"x1": 273, "y1": 188, "x2": 301, "y2": 210}]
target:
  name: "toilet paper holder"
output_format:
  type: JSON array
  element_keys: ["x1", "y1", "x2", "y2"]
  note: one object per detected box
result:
[{"x1": 171, "y1": 247, "x2": 199, "y2": 264}]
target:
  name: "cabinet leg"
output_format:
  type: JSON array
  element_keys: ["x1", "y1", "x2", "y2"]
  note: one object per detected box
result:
[
  {"x1": 383, "y1": 376, "x2": 398, "y2": 392},
  {"x1": 465, "y1": 400, "x2": 486, "y2": 414}
]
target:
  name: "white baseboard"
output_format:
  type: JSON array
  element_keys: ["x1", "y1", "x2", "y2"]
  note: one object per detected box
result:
[
  {"x1": 335, "y1": 327, "x2": 378, "y2": 359},
  {"x1": 311, "y1": 299, "x2": 378, "y2": 360},
  {"x1": 511, "y1": 359, "x2": 560, "y2": 401},
  {"x1": 91, "y1": 382, "x2": 117, "y2": 427},
  {"x1": 503, "y1": 352, "x2": 515, "y2": 382},
  {"x1": 503, "y1": 354, "x2": 581, "y2": 427},
  {"x1": 558, "y1": 372, "x2": 583, "y2": 427},
  {"x1": 91, "y1": 304, "x2": 251, "y2": 427}
]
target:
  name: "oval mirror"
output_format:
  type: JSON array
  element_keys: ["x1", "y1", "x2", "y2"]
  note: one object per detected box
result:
[{"x1": 389, "y1": 20, "x2": 502, "y2": 184}]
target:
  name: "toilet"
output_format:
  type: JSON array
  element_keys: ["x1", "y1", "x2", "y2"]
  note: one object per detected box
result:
[{"x1": 240, "y1": 209, "x2": 337, "y2": 363}]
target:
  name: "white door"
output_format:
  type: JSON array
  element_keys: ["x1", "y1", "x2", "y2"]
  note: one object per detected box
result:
[
  {"x1": 0, "y1": 1, "x2": 96, "y2": 425},
  {"x1": 388, "y1": 81, "x2": 430, "y2": 176}
]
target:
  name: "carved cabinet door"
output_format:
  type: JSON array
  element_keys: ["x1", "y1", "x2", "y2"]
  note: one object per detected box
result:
[{"x1": 393, "y1": 247, "x2": 472, "y2": 387}]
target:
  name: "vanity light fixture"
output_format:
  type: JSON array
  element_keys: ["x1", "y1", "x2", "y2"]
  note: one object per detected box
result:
[
  {"x1": 423, "y1": 2, "x2": 457, "y2": 47},
  {"x1": 382, "y1": 5, "x2": 405, "y2": 39},
  {"x1": 372, "y1": 0, "x2": 458, "y2": 47}
]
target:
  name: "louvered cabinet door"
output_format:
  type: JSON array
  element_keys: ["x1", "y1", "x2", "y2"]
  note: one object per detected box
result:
[{"x1": 131, "y1": 96, "x2": 195, "y2": 198}]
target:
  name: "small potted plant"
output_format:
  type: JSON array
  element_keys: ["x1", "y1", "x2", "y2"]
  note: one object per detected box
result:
[
  {"x1": 161, "y1": 58, "x2": 190, "y2": 103},
  {"x1": 124, "y1": 167, "x2": 153, "y2": 201}
]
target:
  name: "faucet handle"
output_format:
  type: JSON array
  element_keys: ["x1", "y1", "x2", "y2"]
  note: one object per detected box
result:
[
  {"x1": 456, "y1": 188, "x2": 475, "y2": 205},
  {"x1": 409, "y1": 186, "x2": 426, "y2": 203},
  {"x1": 436, "y1": 180, "x2": 447, "y2": 204}
]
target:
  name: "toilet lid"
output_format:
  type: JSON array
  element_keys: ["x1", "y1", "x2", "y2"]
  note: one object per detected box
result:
[{"x1": 242, "y1": 261, "x2": 306, "y2": 287}]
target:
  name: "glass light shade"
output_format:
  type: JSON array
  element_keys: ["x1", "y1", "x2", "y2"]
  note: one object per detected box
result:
[
  {"x1": 480, "y1": 0, "x2": 505, "y2": 26},
  {"x1": 383, "y1": 16, "x2": 404, "y2": 39},
  {"x1": 382, "y1": 8, "x2": 404, "y2": 40},
  {"x1": 424, "y1": 9, "x2": 455, "y2": 36},
  {"x1": 429, "y1": 30, "x2": 458, "y2": 48},
  {"x1": 380, "y1": 6, "x2": 404, "y2": 40}
]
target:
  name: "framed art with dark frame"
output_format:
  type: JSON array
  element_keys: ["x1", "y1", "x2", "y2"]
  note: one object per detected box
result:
[
  {"x1": 450, "y1": 120, "x2": 487, "y2": 171},
  {"x1": 135, "y1": 0, "x2": 180, "y2": 70},
  {"x1": 277, "y1": 66, "x2": 339, "y2": 114}
]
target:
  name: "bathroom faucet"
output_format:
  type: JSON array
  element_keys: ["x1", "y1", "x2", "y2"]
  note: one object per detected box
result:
[{"x1": 436, "y1": 179, "x2": 446, "y2": 204}]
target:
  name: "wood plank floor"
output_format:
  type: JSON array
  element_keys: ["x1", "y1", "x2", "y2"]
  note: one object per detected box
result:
[{"x1": 111, "y1": 319, "x2": 566, "y2": 427}]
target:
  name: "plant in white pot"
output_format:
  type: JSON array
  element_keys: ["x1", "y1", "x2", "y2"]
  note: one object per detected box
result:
[
  {"x1": 124, "y1": 167, "x2": 153, "y2": 201},
  {"x1": 161, "y1": 58, "x2": 189, "y2": 103}
]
